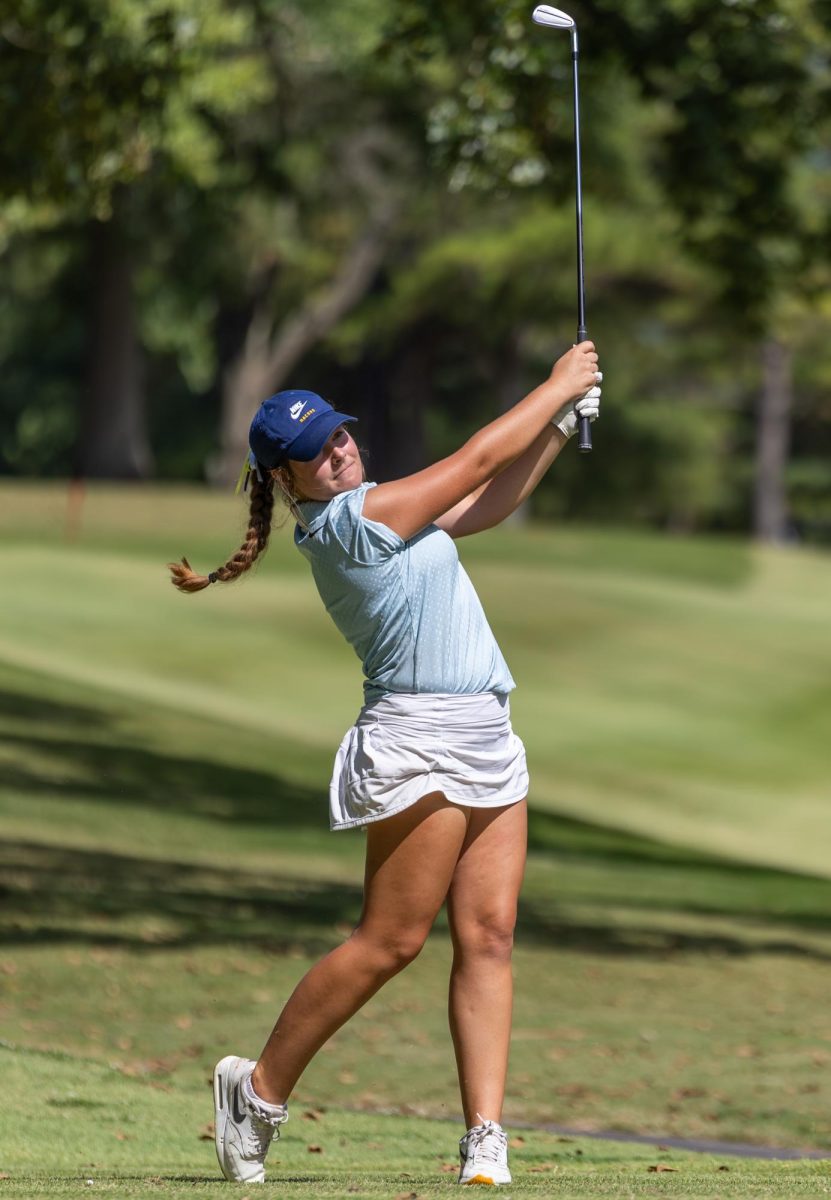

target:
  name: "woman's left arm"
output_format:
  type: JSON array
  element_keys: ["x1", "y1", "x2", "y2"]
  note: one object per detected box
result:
[
  {"x1": 434, "y1": 426, "x2": 567, "y2": 538},
  {"x1": 435, "y1": 380, "x2": 600, "y2": 538}
]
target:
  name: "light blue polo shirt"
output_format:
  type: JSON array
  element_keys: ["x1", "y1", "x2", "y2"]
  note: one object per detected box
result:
[{"x1": 295, "y1": 482, "x2": 516, "y2": 702}]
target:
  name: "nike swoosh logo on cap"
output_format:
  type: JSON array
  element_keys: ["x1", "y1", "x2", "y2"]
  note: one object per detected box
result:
[{"x1": 289, "y1": 401, "x2": 307, "y2": 420}]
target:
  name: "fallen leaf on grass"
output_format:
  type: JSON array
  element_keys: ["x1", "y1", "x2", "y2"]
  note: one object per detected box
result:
[
  {"x1": 307, "y1": 1144, "x2": 323, "y2": 1153},
  {"x1": 394, "y1": 1193, "x2": 420, "y2": 1199},
  {"x1": 0, "y1": 1173, "x2": 10, "y2": 1180},
  {"x1": 198, "y1": 1123, "x2": 215, "y2": 1141},
  {"x1": 114, "y1": 1131, "x2": 132, "y2": 1141},
  {"x1": 439, "y1": 1163, "x2": 458, "y2": 1173},
  {"x1": 528, "y1": 1162, "x2": 559, "y2": 1173},
  {"x1": 648, "y1": 1164, "x2": 678, "y2": 1173},
  {"x1": 718, "y1": 1165, "x2": 731, "y2": 1171},
  {"x1": 302, "y1": 1109, "x2": 324, "y2": 1121},
  {"x1": 509, "y1": 1136, "x2": 526, "y2": 1148}
]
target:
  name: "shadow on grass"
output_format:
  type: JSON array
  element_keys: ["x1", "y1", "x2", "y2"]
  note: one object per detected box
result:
[
  {"x1": 0, "y1": 687, "x2": 111, "y2": 729},
  {"x1": 2, "y1": 838, "x2": 831, "y2": 961},
  {"x1": 3, "y1": 683, "x2": 831, "y2": 959},
  {"x1": 0, "y1": 693, "x2": 323, "y2": 831}
]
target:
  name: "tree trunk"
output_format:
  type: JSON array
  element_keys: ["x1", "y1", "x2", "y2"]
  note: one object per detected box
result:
[
  {"x1": 212, "y1": 128, "x2": 404, "y2": 486},
  {"x1": 753, "y1": 337, "x2": 792, "y2": 543},
  {"x1": 77, "y1": 208, "x2": 151, "y2": 479},
  {"x1": 211, "y1": 224, "x2": 392, "y2": 487}
]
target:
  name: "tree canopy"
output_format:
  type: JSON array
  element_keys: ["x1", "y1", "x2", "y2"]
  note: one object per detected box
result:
[{"x1": 0, "y1": 0, "x2": 829, "y2": 537}]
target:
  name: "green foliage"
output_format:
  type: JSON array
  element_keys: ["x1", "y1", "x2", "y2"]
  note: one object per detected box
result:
[
  {"x1": 0, "y1": 0, "x2": 273, "y2": 213},
  {"x1": 0, "y1": 0, "x2": 828, "y2": 534}
]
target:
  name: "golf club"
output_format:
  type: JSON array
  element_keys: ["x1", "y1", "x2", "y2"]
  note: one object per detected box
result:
[{"x1": 531, "y1": 4, "x2": 593, "y2": 452}]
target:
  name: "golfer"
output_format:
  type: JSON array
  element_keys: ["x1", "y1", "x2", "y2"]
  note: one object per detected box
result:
[{"x1": 169, "y1": 340, "x2": 601, "y2": 1186}]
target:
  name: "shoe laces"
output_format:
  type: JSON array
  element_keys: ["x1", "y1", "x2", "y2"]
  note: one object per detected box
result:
[
  {"x1": 465, "y1": 1115, "x2": 507, "y2": 1166},
  {"x1": 242, "y1": 1094, "x2": 288, "y2": 1156}
]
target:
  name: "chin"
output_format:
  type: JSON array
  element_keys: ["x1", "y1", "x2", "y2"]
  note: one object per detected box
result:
[{"x1": 332, "y1": 467, "x2": 361, "y2": 492}]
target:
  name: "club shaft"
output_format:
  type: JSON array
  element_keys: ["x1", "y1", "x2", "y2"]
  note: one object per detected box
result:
[
  {"x1": 571, "y1": 27, "x2": 592, "y2": 452},
  {"x1": 572, "y1": 28, "x2": 586, "y2": 334}
]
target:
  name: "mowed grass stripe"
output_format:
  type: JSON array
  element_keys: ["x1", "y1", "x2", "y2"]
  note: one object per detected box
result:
[
  {"x1": 1, "y1": 545, "x2": 356, "y2": 748},
  {"x1": 2, "y1": 483, "x2": 831, "y2": 1189},
  {"x1": 3, "y1": 485, "x2": 831, "y2": 874}
]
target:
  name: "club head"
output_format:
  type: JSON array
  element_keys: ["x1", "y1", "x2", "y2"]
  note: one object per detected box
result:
[{"x1": 531, "y1": 5, "x2": 576, "y2": 29}]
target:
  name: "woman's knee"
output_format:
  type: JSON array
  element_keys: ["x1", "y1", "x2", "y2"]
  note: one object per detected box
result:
[
  {"x1": 452, "y1": 910, "x2": 516, "y2": 961},
  {"x1": 351, "y1": 923, "x2": 429, "y2": 974}
]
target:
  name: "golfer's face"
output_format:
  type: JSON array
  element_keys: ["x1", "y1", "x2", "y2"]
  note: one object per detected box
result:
[{"x1": 290, "y1": 426, "x2": 362, "y2": 500}]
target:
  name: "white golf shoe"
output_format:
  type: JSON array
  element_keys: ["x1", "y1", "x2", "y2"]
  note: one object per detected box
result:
[
  {"x1": 212, "y1": 1055, "x2": 288, "y2": 1183},
  {"x1": 458, "y1": 1115, "x2": 511, "y2": 1186}
]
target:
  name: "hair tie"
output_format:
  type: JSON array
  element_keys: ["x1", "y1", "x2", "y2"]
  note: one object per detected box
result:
[{"x1": 208, "y1": 571, "x2": 218, "y2": 584}]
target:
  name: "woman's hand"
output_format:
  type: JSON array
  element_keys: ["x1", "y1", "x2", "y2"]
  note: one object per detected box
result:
[
  {"x1": 547, "y1": 340, "x2": 599, "y2": 402},
  {"x1": 551, "y1": 380, "x2": 602, "y2": 441}
]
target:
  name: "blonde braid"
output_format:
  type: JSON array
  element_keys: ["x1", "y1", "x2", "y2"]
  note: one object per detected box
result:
[{"x1": 168, "y1": 475, "x2": 276, "y2": 594}]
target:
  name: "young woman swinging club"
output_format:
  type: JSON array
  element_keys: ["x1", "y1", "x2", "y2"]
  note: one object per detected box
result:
[{"x1": 169, "y1": 340, "x2": 601, "y2": 1187}]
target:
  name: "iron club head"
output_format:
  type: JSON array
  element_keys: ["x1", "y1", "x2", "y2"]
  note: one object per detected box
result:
[{"x1": 531, "y1": 5, "x2": 576, "y2": 29}]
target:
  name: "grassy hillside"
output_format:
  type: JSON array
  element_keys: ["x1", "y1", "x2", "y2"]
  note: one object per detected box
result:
[
  {"x1": 2, "y1": 481, "x2": 830, "y2": 875},
  {"x1": 1, "y1": 482, "x2": 830, "y2": 1193}
]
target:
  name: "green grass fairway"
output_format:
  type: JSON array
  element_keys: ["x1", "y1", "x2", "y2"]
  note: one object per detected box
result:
[
  {"x1": 1, "y1": 482, "x2": 830, "y2": 1195},
  {"x1": 1, "y1": 1043, "x2": 829, "y2": 1198},
  {"x1": 2, "y1": 482, "x2": 830, "y2": 875}
]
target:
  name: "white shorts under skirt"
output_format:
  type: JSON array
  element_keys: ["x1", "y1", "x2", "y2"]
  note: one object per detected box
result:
[{"x1": 329, "y1": 691, "x2": 529, "y2": 831}]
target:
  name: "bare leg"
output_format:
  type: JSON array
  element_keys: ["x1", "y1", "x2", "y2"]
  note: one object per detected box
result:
[
  {"x1": 446, "y1": 799, "x2": 527, "y2": 1127},
  {"x1": 251, "y1": 794, "x2": 469, "y2": 1105}
]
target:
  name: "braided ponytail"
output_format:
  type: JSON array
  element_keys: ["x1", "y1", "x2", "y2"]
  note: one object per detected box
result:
[{"x1": 168, "y1": 474, "x2": 276, "y2": 594}]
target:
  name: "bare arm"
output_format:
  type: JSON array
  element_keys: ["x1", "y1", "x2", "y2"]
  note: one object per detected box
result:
[
  {"x1": 362, "y1": 342, "x2": 598, "y2": 541},
  {"x1": 434, "y1": 425, "x2": 569, "y2": 538}
]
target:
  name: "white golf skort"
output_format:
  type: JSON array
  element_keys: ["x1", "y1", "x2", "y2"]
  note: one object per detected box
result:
[{"x1": 329, "y1": 690, "x2": 529, "y2": 831}]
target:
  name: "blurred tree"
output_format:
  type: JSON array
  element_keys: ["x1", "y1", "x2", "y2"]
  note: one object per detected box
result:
[
  {"x1": 381, "y1": 0, "x2": 831, "y2": 538},
  {"x1": 585, "y1": 0, "x2": 831, "y2": 543},
  {"x1": 326, "y1": 194, "x2": 735, "y2": 527},
  {"x1": 213, "y1": 126, "x2": 407, "y2": 486},
  {"x1": 202, "y1": 0, "x2": 415, "y2": 484},
  {"x1": 0, "y1": 0, "x2": 273, "y2": 476},
  {"x1": 0, "y1": 0, "x2": 827, "y2": 541}
]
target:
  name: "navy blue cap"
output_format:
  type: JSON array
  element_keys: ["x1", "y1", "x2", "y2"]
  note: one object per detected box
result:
[{"x1": 248, "y1": 390, "x2": 357, "y2": 469}]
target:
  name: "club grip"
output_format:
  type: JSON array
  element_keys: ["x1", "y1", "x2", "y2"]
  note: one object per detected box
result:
[{"x1": 576, "y1": 325, "x2": 593, "y2": 454}]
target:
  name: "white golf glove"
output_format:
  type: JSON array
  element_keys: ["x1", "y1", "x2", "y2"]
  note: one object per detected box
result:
[{"x1": 551, "y1": 372, "x2": 602, "y2": 440}]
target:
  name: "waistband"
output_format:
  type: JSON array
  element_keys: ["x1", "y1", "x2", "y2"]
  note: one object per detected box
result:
[{"x1": 357, "y1": 690, "x2": 510, "y2": 734}]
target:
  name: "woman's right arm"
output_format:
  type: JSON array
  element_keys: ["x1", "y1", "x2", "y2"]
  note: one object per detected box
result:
[{"x1": 362, "y1": 341, "x2": 599, "y2": 542}]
